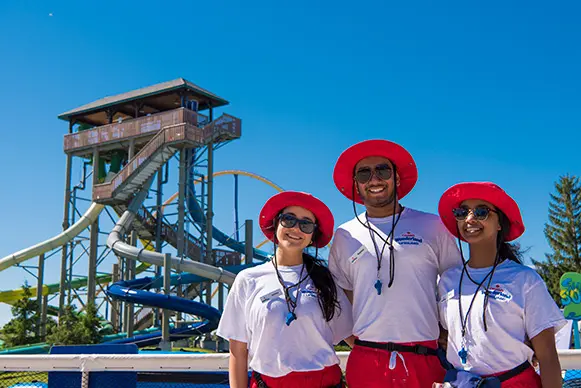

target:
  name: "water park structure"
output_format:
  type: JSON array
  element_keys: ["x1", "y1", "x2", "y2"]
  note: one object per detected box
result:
[{"x1": 0, "y1": 78, "x2": 280, "y2": 354}]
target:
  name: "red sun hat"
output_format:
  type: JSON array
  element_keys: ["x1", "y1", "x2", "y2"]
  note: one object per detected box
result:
[
  {"x1": 333, "y1": 139, "x2": 418, "y2": 204},
  {"x1": 438, "y1": 182, "x2": 525, "y2": 242},
  {"x1": 259, "y1": 191, "x2": 335, "y2": 248}
]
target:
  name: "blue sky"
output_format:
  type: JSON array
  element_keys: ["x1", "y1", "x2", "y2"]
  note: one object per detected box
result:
[{"x1": 0, "y1": 1, "x2": 580, "y2": 325}]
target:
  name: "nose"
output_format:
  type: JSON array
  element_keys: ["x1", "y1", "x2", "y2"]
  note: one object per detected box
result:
[
  {"x1": 368, "y1": 172, "x2": 384, "y2": 184},
  {"x1": 465, "y1": 211, "x2": 477, "y2": 223}
]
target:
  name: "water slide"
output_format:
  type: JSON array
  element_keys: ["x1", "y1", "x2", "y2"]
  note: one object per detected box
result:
[
  {"x1": 107, "y1": 176, "x2": 237, "y2": 284},
  {"x1": 104, "y1": 262, "x2": 257, "y2": 347},
  {"x1": 0, "y1": 203, "x2": 104, "y2": 272},
  {"x1": 184, "y1": 169, "x2": 282, "y2": 262},
  {"x1": 105, "y1": 276, "x2": 223, "y2": 347},
  {"x1": 186, "y1": 188, "x2": 272, "y2": 262},
  {"x1": 0, "y1": 262, "x2": 151, "y2": 305},
  {"x1": 0, "y1": 168, "x2": 279, "y2": 302},
  {"x1": 0, "y1": 327, "x2": 160, "y2": 355},
  {"x1": 0, "y1": 115, "x2": 274, "y2": 351}
]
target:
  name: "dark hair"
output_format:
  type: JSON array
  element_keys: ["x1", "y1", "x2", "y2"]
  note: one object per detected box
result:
[
  {"x1": 275, "y1": 217, "x2": 340, "y2": 322},
  {"x1": 497, "y1": 210, "x2": 522, "y2": 264},
  {"x1": 481, "y1": 209, "x2": 522, "y2": 331}
]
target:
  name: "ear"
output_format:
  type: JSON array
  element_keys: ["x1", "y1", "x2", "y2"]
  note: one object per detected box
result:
[{"x1": 395, "y1": 172, "x2": 401, "y2": 187}]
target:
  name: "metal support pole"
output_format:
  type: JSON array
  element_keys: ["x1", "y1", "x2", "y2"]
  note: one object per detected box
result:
[
  {"x1": 245, "y1": 220, "x2": 253, "y2": 264},
  {"x1": 118, "y1": 139, "x2": 136, "y2": 330},
  {"x1": 161, "y1": 253, "x2": 171, "y2": 351},
  {"x1": 111, "y1": 263, "x2": 120, "y2": 331},
  {"x1": 128, "y1": 139, "x2": 135, "y2": 160},
  {"x1": 154, "y1": 167, "x2": 164, "y2": 327},
  {"x1": 59, "y1": 129, "x2": 73, "y2": 315},
  {"x1": 205, "y1": 106, "x2": 214, "y2": 307},
  {"x1": 199, "y1": 178, "x2": 206, "y2": 304},
  {"x1": 67, "y1": 191, "x2": 78, "y2": 303},
  {"x1": 176, "y1": 150, "x2": 187, "y2": 326},
  {"x1": 41, "y1": 294, "x2": 48, "y2": 337},
  {"x1": 234, "y1": 174, "x2": 240, "y2": 241},
  {"x1": 86, "y1": 146, "x2": 100, "y2": 308},
  {"x1": 36, "y1": 254, "x2": 45, "y2": 337},
  {"x1": 92, "y1": 148, "x2": 100, "y2": 187},
  {"x1": 87, "y1": 217, "x2": 99, "y2": 305},
  {"x1": 218, "y1": 278, "x2": 225, "y2": 312},
  {"x1": 124, "y1": 232, "x2": 137, "y2": 337}
]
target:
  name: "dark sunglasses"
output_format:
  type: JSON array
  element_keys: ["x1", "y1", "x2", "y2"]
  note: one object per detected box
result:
[
  {"x1": 354, "y1": 164, "x2": 393, "y2": 184},
  {"x1": 278, "y1": 213, "x2": 317, "y2": 234},
  {"x1": 452, "y1": 205, "x2": 497, "y2": 221}
]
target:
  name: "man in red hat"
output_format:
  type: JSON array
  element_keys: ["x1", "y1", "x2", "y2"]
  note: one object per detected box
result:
[{"x1": 328, "y1": 139, "x2": 462, "y2": 388}]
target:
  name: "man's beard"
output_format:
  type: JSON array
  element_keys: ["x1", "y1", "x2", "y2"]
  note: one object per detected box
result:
[{"x1": 360, "y1": 187, "x2": 396, "y2": 208}]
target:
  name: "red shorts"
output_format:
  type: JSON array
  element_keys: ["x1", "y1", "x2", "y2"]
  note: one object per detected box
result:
[
  {"x1": 249, "y1": 364, "x2": 343, "y2": 388},
  {"x1": 345, "y1": 340, "x2": 445, "y2": 388},
  {"x1": 491, "y1": 365, "x2": 541, "y2": 388}
]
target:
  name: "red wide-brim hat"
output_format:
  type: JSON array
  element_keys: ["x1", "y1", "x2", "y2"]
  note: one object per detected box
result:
[
  {"x1": 438, "y1": 182, "x2": 525, "y2": 242},
  {"x1": 333, "y1": 139, "x2": 418, "y2": 204},
  {"x1": 259, "y1": 191, "x2": 335, "y2": 248}
]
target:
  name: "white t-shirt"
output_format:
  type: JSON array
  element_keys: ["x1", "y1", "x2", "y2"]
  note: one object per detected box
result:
[
  {"x1": 216, "y1": 262, "x2": 353, "y2": 377},
  {"x1": 438, "y1": 259, "x2": 567, "y2": 376},
  {"x1": 328, "y1": 207, "x2": 462, "y2": 342}
]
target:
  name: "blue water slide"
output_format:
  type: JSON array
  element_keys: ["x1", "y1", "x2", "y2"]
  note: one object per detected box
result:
[
  {"x1": 134, "y1": 264, "x2": 258, "y2": 289},
  {"x1": 186, "y1": 179, "x2": 272, "y2": 262},
  {"x1": 106, "y1": 277, "x2": 221, "y2": 347}
]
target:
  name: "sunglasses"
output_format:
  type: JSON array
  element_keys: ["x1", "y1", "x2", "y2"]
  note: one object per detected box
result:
[
  {"x1": 452, "y1": 205, "x2": 497, "y2": 221},
  {"x1": 354, "y1": 164, "x2": 393, "y2": 184},
  {"x1": 278, "y1": 213, "x2": 317, "y2": 234}
]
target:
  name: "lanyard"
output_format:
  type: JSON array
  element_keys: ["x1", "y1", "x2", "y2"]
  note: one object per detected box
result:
[
  {"x1": 457, "y1": 264, "x2": 494, "y2": 364},
  {"x1": 272, "y1": 259, "x2": 311, "y2": 326},
  {"x1": 365, "y1": 208, "x2": 404, "y2": 295}
]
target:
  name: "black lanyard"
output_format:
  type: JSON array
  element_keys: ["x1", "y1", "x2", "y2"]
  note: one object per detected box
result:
[
  {"x1": 365, "y1": 208, "x2": 404, "y2": 295},
  {"x1": 272, "y1": 259, "x2": 311, "y2": 326},
  {"x1": 457, "y1": 263, "x2": 494, "y2": 364}
]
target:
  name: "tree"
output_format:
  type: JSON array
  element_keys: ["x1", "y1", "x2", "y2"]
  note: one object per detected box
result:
[
  {"x1": 0, "y1": 282, "x2": 55, "y2": 347},
  {"x1": 46, "y1": 302, "x2": 103, "y2": 346},
  {"x1": 80, "y1": 301, "x2": 103, "y2": 344},
  {"x1": 533, "y1": 175, "x2": 581, "y2": 304}
]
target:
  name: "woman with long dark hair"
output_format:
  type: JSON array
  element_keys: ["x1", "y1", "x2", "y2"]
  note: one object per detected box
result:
[
  {"x1": 436, "y1": 182, "x2": 565, "y2": 387},
  {"x1": 217, "y1": 191, "x2": 354, "y2": 388}
]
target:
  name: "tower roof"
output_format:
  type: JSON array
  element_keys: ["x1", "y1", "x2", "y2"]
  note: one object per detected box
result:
[{"x1": 58, "y1": 78, "x2": 229, "y2": 126}]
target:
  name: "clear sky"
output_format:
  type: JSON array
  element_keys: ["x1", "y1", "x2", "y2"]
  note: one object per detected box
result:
[{"x1": 0, "y1": 0, "x2": 580, "y2": 325}]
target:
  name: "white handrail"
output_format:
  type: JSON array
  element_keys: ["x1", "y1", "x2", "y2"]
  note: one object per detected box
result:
[{"x1": 1, "y1": 351, "x2": 580, "y2": 372}]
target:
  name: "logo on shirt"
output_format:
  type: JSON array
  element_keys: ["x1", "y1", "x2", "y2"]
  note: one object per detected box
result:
[
  {"x1": 394, "y1": 231, "x2": 423, "y2": 246},
  {"x1": 484, "y1": 284, "x2": 513, "y2": 303},
  {"x1": 301, "y1": 289, "x2": 318, "y2": 298}
]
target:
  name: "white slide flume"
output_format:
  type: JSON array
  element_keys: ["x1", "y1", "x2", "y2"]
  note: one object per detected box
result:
[
  {"x1": 0, "y1": 203, "x2": 105, "y2": 272},
  {"x1": 106, "y1": 177, "x2": 236, "y2": 286}
]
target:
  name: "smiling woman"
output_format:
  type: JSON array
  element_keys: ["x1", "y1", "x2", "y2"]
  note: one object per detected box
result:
[
  {"x1": 216, "y1": 191, "x2": 354, "y2": 388},
  {"x1": 436, "y1": 182, "x2": 566, "y2": 388}
]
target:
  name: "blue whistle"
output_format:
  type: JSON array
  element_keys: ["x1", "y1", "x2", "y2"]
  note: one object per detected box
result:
[
  {"x1": 285, "y1": 312, "x2": 297, "y2": 326},
  {"x1": 374, "y1": 280, "x2": 382, "y2": 295},
  {"x1": 458, "y1": 348, "x2": 468, "y2": 364}
]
